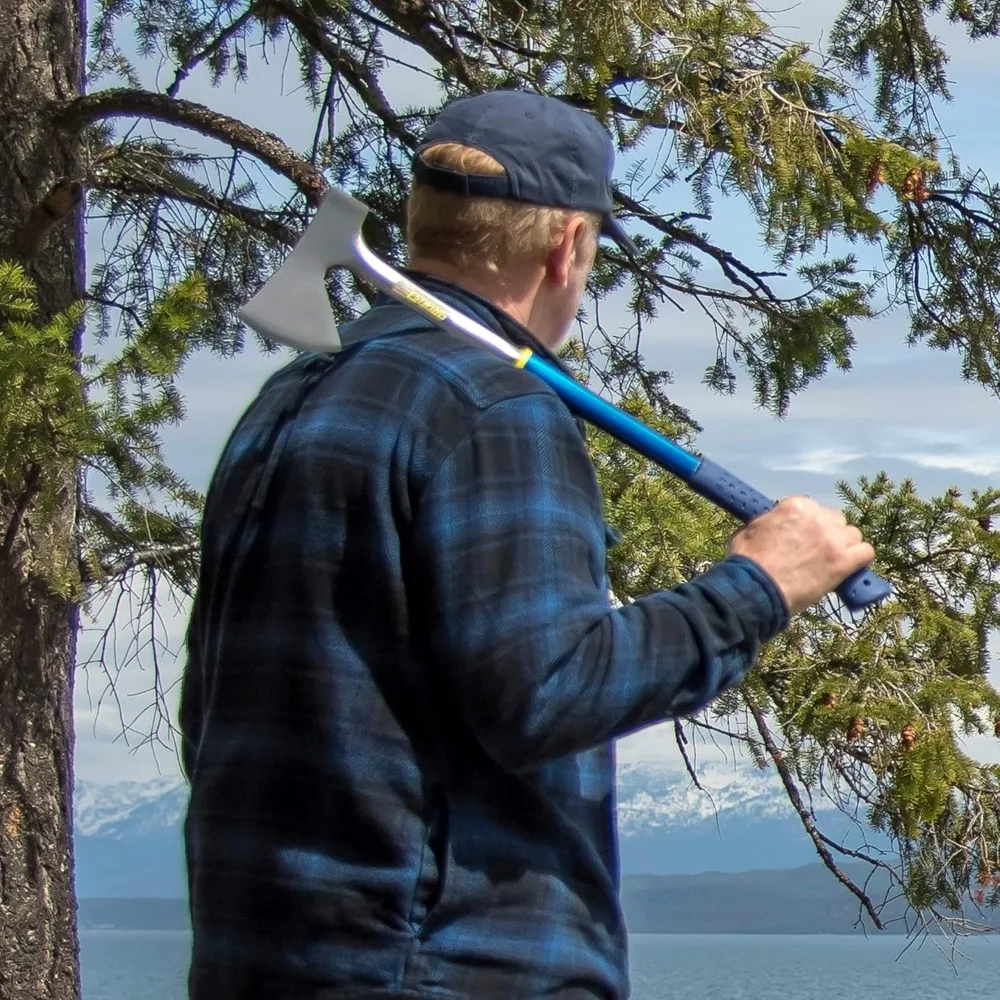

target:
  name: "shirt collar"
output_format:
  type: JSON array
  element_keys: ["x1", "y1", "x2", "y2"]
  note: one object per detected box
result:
[{"x1": 339, "y1": 269, "x2": 572, "y2": 374}]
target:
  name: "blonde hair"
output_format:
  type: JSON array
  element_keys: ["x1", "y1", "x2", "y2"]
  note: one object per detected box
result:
[{"x1": 405, "y1": 142, "x2": 601, "y2": 274}]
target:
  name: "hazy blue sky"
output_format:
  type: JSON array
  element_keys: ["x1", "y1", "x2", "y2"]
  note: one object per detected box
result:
[{"x1": 74, "y1": 1, "x2": 1000, "y2": 785}]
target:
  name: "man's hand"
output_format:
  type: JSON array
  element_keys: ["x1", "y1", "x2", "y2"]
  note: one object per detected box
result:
[{"x1": 727, "y1": 495, "x2": 876, "y2": 616}]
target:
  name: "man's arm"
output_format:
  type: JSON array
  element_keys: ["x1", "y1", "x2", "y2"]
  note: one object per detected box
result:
[{"x1": 408, "y1": 389, "x2": 789, "y2": 771}]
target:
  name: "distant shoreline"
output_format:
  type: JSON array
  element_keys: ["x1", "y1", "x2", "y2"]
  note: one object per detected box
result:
[{"x1": 79, "y1": 862, "x2": 1000, "y2": 937}]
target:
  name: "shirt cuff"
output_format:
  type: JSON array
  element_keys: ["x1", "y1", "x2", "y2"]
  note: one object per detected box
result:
[{"x1": 702, "y1": 553, "x2": 791, "y2": 644}]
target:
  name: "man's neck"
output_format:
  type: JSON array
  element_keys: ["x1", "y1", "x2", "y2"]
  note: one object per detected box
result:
[{"x1": 407, "y1": 257, "x2": 538, "y2": 332}]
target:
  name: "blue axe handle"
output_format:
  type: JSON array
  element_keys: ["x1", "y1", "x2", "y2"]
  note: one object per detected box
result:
[{"x1": 519, "y1": 351, "x2": 891, "y2": 612}]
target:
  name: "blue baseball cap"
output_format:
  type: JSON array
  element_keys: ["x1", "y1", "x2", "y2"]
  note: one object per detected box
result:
[{"x1": 413, "y1": 89, "x2": 638, "y2": 257}]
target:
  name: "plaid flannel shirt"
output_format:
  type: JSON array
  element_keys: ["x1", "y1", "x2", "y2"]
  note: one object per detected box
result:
[{"x1": 179, "y1": 274, "x2": 788, "y2": 1000}]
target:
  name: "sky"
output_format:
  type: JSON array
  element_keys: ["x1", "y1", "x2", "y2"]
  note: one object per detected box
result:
[{"x1": 73, "y1": 0, "x2": 1000, "y2": 786}]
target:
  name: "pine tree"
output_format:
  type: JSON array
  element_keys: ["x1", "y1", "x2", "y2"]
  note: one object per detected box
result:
[
  {"x1": 5, "y1": 1, "x2": 1000, "y2": 994},
  {"x1": 1, "y1": 3, "x2": 89, "y2": 996}
]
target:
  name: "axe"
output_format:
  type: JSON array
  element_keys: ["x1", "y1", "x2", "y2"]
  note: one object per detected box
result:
[{"x1": 238, "y1": 187, "x2": 892, "y2": 612}]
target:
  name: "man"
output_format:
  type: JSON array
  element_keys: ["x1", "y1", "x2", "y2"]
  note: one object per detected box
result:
[{"x1": 179, "y1": 90, "x2": 875, "y2": 1000}]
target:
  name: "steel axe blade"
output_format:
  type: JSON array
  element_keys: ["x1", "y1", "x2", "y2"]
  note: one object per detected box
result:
[{"x1": 238, "y1": 187, "x2": 370, "y2": 353}]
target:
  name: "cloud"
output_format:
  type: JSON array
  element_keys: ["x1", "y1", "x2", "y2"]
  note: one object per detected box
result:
[
  {"x1": 895, "y1": 450, "x2": 1000, "y2": 478},
  {"x1": 617, "y1": 723, "x2": 736, "y2": 768},
  {"x1": 887, "y1": 428, "x2": 974, "y2": 448},
  {"x1": 74, "y1": 676, "x2": 184, "y2": 784},
  {"x1": 766, "y1": 447, "x2": 867, "y2": 475},
  {"x1": 762, "y1": 439, "x2": 1000, "y2": 481}
]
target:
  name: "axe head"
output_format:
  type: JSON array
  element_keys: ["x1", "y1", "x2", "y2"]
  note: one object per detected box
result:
[{"x1": 238, "y1": 187, "x2": 370, "y2": 353}]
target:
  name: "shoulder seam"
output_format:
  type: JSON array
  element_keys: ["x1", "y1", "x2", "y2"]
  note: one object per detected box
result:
[{"x1": 373, "y1": 332, "x2": 559, "y2": 413}]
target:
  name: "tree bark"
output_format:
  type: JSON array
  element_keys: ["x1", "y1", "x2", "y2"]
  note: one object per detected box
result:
[{"x1": 0, "y1": 0, "x2": 86, "y2": 997}]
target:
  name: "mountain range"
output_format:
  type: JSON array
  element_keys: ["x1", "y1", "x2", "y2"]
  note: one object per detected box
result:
[
  {"x1": 72, "y1": 758, "x2": 889, "y2": 900},
  {"x1": 74, "y1": 759, "x2": 1000, "y2": 936}
]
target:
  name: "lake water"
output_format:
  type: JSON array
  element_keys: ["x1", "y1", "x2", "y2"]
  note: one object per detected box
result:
[{"x1": 80, "y1": 930, "x2": 1000, "y2": 999}]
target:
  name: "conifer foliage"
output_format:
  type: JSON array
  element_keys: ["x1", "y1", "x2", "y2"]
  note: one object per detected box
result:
[{"x1": 4, "y1": 1, "x2": 1000, "y2": 995}]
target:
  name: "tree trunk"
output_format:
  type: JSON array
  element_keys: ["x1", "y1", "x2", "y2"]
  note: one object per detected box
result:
[{"x1": 0, "y1": 0, "x2": 86, "y2": 997}]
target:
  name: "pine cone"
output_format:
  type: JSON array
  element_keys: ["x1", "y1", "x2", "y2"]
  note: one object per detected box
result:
[
  {"x1": 994, "y1": 716, "x2": 1000, "y2": 739},
  {"x1": 821, "y1": 692, "x2": 839, "y2": 708},
  {"x1": 901, "y1": 167, "x2": 930, "y2": 202},
  {"x1": 847, "y1": 716, "x2": 865, "y2": 742},
  {"x1": 865, "y1": 160, "x2": 885, "y2": 195},
  {"x1": 901, "y1": 723, "x2": 917, "y2": 751}
]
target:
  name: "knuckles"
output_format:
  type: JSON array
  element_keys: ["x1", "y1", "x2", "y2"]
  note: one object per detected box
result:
[{"x1": 777, "y1": 495, "x2": 816, "y2": 514}]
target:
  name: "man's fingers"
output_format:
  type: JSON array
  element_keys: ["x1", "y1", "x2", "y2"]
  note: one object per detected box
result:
[{"x1": 841, "y1": 541, "x2": 876, "y2": 573}]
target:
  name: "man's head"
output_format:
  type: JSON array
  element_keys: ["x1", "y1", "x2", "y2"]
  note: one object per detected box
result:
[{"x1": 405, "y1": 90, "x2": 635, "y2": 349}]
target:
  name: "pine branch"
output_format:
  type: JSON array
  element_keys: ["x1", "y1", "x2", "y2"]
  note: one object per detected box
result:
[
  {"x1": 0, "y1": 464, "x2": 42, "y2": 563},
  {"x1": 672, "y1": 719, "x2": 707, "y2": 793},
  {"x1": 745, "y1": 693, "x2": 886, "y2": 930},
  {"x1": 55, "y1": 88, "x2": 328, "y2": 205},
  {"x1": 365, "y1": 0, "x2": 478, "y2": 89},
  {"x1": 615, "y1": 189, "x2": 785, "y2": 303},
  {"x1": 81, "y1": 291, "x2": 143, "y2": 325},
  {"x1": 816, "y1": 828, "x2": 899, "y2": 877},
  {"x1": 270, "y1": 0, "x2": 421, "y2": 148},
  {"x1": 91, "y1": 174, "x2": 300, "y2": 247},
  {"x1": 166, "y1": 3, "x2": 262, "y2": 98},
  {"x1": 82, "y1": 541, "x2": 198, "y2": 585}
]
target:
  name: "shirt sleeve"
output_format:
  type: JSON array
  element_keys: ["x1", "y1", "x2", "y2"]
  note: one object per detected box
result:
[{"x1": 408, "y1": 389, "x2": 789, "y2": 771}]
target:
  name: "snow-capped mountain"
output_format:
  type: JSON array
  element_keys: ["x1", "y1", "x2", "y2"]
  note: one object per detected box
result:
[
  {"x1": 75, "y1": 775, "x2": 187, "y2": 838},
  {"x1": 617, "y1": 758, "x2": 815, "y2": 831},
  {"x1": 73, "y1": 758, "x2": 886, "y2": 898}
]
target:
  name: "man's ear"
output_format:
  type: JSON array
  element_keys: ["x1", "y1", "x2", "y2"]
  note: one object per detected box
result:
[{"x1": 545, "y1": 215, "x2": 591, "y2": 287}]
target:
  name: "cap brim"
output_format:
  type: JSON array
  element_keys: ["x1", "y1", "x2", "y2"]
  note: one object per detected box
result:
[{"x1": 601, "y1": 213, "x2": 639, "y2": 257}]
